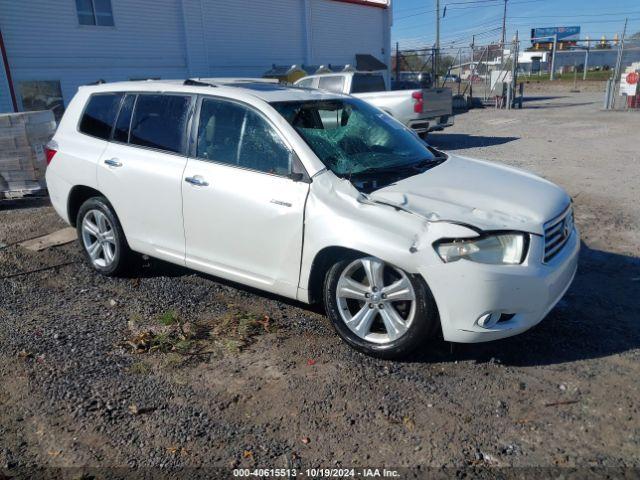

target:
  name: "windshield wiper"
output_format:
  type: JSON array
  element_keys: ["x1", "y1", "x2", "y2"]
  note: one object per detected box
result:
[{"x1": 350, "y1": 158, "x2": 442, "y2": 177}]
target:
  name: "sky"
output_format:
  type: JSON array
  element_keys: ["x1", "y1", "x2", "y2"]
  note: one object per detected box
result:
[{"x1": 392, "y1": 0, "x2": 640, "y2": 52}]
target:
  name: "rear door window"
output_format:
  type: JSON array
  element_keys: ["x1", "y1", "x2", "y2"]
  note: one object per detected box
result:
[
  {"x1": 129, "y1": 94, "x2": 191, "y2": 154},
  {"x1": 196, "y1": 97, "x2": 291, "y2": 176},
  {"x1": 318, "y1": 76, "x2": 345, "y2": 93},
  {"x1": 112, "y1": 94, "x2": 136, "y2": 143},
  {"x1": 351, "y1": 74, "x2": 386, "y2": 93},
  {"x1": 79, "y1": 93, "x2": 123, "y2": 139}
]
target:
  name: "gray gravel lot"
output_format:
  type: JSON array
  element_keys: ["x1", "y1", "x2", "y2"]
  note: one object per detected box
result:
[{"x1": 1, "y1": 88, "x2": 639, "y2": 476}]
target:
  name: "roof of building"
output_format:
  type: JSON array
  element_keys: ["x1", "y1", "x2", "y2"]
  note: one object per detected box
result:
[{"x1": 79, "y1": 78, "x2": 345, "y2": 103}]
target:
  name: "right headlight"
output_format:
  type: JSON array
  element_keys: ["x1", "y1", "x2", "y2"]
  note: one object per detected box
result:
[{"x1": 434, "y1": 233, "x2": 528, "y2": 265}]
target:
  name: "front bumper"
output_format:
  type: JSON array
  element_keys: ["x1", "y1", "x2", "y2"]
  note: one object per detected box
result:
[{"x1": 418, "y1": 228, "x2": 579, "y2": 343}]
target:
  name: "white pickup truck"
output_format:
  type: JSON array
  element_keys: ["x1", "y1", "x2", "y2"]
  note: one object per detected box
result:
[{"x1": 295, "y1": 72, "x2": 453, "y2": 137}]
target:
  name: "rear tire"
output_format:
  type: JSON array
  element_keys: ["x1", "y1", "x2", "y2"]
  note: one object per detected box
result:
[
  {"x1": 323, "y1": 255, "x2": 439, "y2": 359},
  {"x1": 76, "y1": 196, "x2": 133, "y2": 277}
]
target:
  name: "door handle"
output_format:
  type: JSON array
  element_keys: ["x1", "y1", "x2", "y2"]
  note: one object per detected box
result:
[
  {"x1": 185, "y1": 175, "x2": 209, "y2": 187},
  {"x1": 104, "y1": 158, "x2": 122, "y2": 167}
]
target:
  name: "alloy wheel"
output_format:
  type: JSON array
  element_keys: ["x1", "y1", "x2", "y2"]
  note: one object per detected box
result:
[
  {"x1": 81, "y1": 209, "x2": 117, "y2": 268},
  {"x1": 336, "y1": 257, "x2": 416, "y2": 344}
]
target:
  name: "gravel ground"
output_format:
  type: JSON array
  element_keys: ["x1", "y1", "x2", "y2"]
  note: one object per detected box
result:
[{"x1": 1, "y1": 89, "x2": 639, "y2": 478}]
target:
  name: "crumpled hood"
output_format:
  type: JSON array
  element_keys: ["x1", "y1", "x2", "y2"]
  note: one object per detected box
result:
[{"x1": 369, "y1": 154, "x2": 570, "y2": 235}]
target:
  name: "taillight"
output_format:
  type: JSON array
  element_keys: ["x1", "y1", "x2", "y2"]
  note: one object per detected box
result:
[
  {"x1": 44, "y1": 141, "x2": 58, "y2": 166},
  {"x1": 412, "y1": 91, "x2": 424, "y2": 113}
]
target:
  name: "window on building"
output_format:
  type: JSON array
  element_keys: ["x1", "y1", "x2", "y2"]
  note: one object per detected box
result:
[
  {"x1": 197, "y1": 98, "x2": 291, "y2": 176},
  {"x1": 19, "y1": 80, "x2": 65, "y2": 121},
  {"x1": 113, "y1": 94, "x2": 136, "y2": 143},
  {"x1": 79, "y1": 93, "x2": 123, "y2": 140},
  {"x1": 76, "y1": 0, "x2": 115, "y2": 26},
  {"x1": 318, "y1": 76, "x2": 345, "y2": 94},
  {"x1": 351, "y1": 74, "x2": 387, "y2": 93},
  {"x1": 130, "y1": 94, "x2": 191, "y2": 154}
]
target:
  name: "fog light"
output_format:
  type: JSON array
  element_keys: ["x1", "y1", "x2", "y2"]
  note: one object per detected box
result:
[
  {"x1": 477, "y1": 312, "x2": 516, "y2": 328},
  {"x1": 477, "y1": 312, "x2": 500, "y2": 328}
]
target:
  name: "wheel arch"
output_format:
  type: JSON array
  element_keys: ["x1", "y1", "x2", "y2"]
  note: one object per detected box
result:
[
  {"x1": 306, "y1": 246, "x2": 369, "y2": 305},
  {"x1": 67, "y1": 185, "x2": 107, "y2": 227}
]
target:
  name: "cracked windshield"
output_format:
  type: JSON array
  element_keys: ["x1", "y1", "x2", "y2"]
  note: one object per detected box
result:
[{"x1": 271, "y1": 98, "x2": 440, "y2": 177}]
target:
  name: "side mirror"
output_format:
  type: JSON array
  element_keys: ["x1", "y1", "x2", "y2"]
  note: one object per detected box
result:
[
  {"x1": 289, "y1": 172, "x2": 306, "y2": 182},
  {"x1": 290, "y1": 152, "x2": 311, "y2": 183}
]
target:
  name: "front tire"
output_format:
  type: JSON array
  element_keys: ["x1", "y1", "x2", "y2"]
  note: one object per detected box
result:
[
  {"x1": 323, "y1": 255, "x2": 439, "y2": 359},
  {"x1": 76, "y1": 196, "x2": 132, "y2": 276}
]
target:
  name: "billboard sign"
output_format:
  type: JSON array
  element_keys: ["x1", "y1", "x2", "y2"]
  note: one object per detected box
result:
[{"x1": 531, "y1": 26, "x2": 580, "y2": 43}]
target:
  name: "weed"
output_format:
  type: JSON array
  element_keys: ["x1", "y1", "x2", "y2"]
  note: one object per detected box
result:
[
  {"x1": 158, "y1": 310, "x2": 180, "y2": 326},
  {"x1": 129, "y1": 361, "x2": 151, "y2": 375},
  {"x1": 123, "y1": 309, "x2": 271, "y2": 365},
  {"x1": 209, "y1": 311, "x2": 271, "y2": 353}
]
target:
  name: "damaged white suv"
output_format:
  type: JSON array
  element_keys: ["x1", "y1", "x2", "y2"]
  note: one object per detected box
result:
[{"x1": 45, "y1": 79, "x2": 579, "y2": 358}]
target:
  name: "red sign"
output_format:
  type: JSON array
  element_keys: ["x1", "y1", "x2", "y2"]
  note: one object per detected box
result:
[{"x1": 626, "y1": 72, "x2": 639, "y2": 85}]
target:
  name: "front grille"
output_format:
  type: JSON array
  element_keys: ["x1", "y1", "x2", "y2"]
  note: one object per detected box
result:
[{"x1": 543, "y1": 205, "x2": 574, "y2": 263}]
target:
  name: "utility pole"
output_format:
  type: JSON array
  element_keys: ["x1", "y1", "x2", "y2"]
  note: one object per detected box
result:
[
  {"x1": 501, "y1": 0, "x2": 508, "y2": 47},
  {"x1": 435, "y1": 0, "x2": 440, "y2": 83},
  {"x1": 611, "y1": 18, "x2": 628, "y2": 109},
  {"x1": 395, "y1": 42, "x2": 400, "y2": 82},
  {"x1": 511, "y1": 30, "x2": 519, "y2": 108},
  {"x1": 584, "y1": 36, "x2": 590, "y2": 81},
  {"x1": 500, "y1": 0, "x2": 508, "y2": 66},
  {"x1": 550, "y1": 34, "x2": 557, "y2": 80},
  {"x1": 469, "y1": 34, "x2": 475, "y2": 103}
]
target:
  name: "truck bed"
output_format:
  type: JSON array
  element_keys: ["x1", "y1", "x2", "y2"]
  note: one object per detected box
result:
[{"x1": 356, "y1": 87, "x2": 453, "y2": 134}]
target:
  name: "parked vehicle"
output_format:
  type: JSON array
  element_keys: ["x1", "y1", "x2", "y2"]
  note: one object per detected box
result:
[
  {"x1": 45, "y1": 80, "x2": 579, "y2": 358},
  {"x1": 392, "y1": 72, "x2": 433, "y2": 89},
  {"x1": 295, "y1": 72, "x2": 453, "y2": 136}
]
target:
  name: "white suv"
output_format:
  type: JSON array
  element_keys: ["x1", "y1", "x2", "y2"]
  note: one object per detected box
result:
[{"x1": 45, "y1": 79, "x2": 579, "y2": 358}]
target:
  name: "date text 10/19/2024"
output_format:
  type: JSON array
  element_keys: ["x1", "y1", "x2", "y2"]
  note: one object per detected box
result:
[{"x1": 233, "y1": 468, "x2": 401, "y2": 478}]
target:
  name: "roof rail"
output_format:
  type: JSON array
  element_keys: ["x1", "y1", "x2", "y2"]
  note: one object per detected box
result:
[{"x1": 184, "y1": 79, "x2": 217, "y2": 87}]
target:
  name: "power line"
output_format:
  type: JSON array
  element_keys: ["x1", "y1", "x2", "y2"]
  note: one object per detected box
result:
[
  {"x1": 398, "y1": 25, "x2": 502, "y2": 50},
  {"x1": 394, "y1": 0, "x2": 550, "y2": 21},
  {"x1": 509, "y1": 17, "x2": 640, "y2": 26},
  {"x1": 509, "y1": 10, "x2": 640, "y2": 19},
  {"x1": 396, "y1": 13, "x2": 502, "y2": 33}
]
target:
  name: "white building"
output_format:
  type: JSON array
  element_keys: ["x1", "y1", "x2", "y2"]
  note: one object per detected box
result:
[
  {"x1": 0, "y1": 0, "x2": 392, "y2": 116},
  {"x1": 518, "y1": 51, "x2": 549, "y2": 74}
]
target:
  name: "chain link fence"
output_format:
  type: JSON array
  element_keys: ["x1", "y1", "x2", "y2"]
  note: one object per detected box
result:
[
  {"x1": 393, "y1": 36, "x2": 640, "y2": 111},
  {"x1": 393, "y1": 40, "x2": 523, "y2": 109}
]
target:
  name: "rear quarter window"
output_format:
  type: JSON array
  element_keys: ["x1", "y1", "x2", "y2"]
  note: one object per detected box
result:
[
  {"x1": 79, "y1": 93, "x2": 123, "y2": 139},
  {"x1": 318, "y1": 76, "x2": 345, "y2": 93},
  {"x1": 351, "y1": 74, "x2": 386, "y2": 93},
  {"x1": 296, "y1": 78, "x2": 314, "y2": 88}
]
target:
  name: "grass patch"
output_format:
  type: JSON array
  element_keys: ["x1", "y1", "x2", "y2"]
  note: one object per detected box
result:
[
  {"x1": 159, "y1": 310, "x2": 180, "y2": 326},
  {"x1": 521, "y1": 70, "x2": 612, "y2": 82},
  {"x1": 210, "y1": 311, "x2": 270, "y2": 353},
  {"x1": 122, "y1": 309, "x2": 272, "y2": 365},
  {"x1": 129, "y1": 361, "x2": 151, "y2": 375}
]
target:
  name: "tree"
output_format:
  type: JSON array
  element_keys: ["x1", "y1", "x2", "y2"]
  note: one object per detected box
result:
[
  {"x1": 631, "y1": 31, "x2": 640, "y2": 39},
  {"x1": 437, "y1": 54, "x2": 456, "y2": 76}
]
